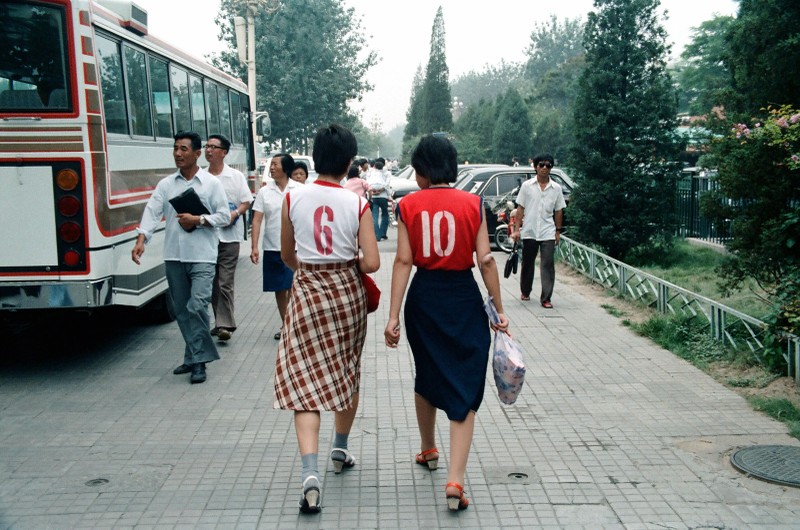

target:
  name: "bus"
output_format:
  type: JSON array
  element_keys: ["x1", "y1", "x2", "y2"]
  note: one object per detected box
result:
[{"x1": 0, "y1": 0, "x2": 255, "y2": 321}]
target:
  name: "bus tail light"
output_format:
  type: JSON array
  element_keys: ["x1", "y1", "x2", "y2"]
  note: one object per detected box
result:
[
  {"x1": 59, "y1": 221, "x2": 82, "y2": 243},
  {"x1": 63, "y1": 250, "x2": 81, "y2": 267},
  {"x1": 58, "y1": 195, "x2": 81, "y2": 217},
  {"x1": 56, "y1": 168, "x2": 79, "y2": 191}
]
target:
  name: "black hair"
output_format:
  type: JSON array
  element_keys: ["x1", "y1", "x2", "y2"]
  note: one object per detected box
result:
[
  {"x1": 208, "y1": 134, "x2": 231, "y2": 151},
  {"x1": 175, "y1": 131, "x2": 202, "y2": 151},
  {"x1": 533, "y1": 153, "x2": 555, "y2": 166},
  {"x1": 293, "y1": 161, "x2": 308, "y2": 176},
  {"x1": 347, "y1": 163, "x2": 360, "y2": 179},
  {"x1": 374, "y1": 160, "x2": 385, "y2": 170},
  {"x1": 410, "y1": 135, "x2": 458, "y2": 184},
  {"x1": 273, "y1": 153, "x2": 295, "y2": 176},
  {"x1": 312, "y1": 124, "x2": 358, "y2": 176}
]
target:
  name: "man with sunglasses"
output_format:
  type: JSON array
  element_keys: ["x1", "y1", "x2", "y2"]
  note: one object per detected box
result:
[{"x1": 511, "y1": 154, "x2": 566, "y2": 308}]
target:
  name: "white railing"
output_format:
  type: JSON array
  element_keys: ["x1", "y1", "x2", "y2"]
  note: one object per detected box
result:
[{"x1": 556, "y1": 236, "x2": 800, "y2": 383}]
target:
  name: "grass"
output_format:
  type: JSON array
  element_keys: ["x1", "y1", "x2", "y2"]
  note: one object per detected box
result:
[
  {"x1": 629, "y1": 240, "x2": 772, "y2": 320},
  {"x1": 747, "y1": 397, "x2": 800, "y2": 439}
]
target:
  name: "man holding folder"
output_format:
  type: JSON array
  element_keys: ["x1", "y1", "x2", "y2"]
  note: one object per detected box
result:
[{"x1": 131, "y1": 131, "x2": 230, "y2": 384}]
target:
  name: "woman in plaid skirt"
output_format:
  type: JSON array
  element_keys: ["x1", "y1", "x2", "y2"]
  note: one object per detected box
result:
[{"x1": 276, "y1": 124, "x2": 380, "y2": 514}]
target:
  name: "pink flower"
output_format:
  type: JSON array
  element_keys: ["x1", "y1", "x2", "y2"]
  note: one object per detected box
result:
[
  {"x1": 777, "y1": 117, "x2": 789, "y2": 128},
  {"x1": 791, "y1": 113, "x2": 800, "y2": 124},
  {"x1": 792, "y1": 154, "x2": 800, "y2": 163}
]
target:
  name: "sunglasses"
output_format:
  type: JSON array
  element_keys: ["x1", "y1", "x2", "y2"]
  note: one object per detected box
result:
[{"x1": 537, "y1": 162, "x2": 553, "y2": 169}]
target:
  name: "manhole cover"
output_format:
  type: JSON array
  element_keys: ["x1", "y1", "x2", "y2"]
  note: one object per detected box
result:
[
  {"x1": 730, "y1": 445, "x2": 800, "y2": 487},
  {"x1": 85, "y1": 478, "x2": 110, "y2": 487}
]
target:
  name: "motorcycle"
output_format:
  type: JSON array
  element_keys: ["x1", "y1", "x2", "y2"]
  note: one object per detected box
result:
[{"x1": 491, "y1": 191, "x2": 518, "y2": 254}]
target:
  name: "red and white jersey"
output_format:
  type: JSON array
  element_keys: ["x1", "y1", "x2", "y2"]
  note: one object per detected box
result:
[
  {"x1": 398, "y1": 187, "x2": 483, "y2": 271},
  {"x1": 287, "y1": 180, "x2": 370, "y2": 264}
]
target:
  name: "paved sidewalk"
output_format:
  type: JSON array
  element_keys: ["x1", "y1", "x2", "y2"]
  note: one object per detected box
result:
[{"x1": 1, "y1": 235, "x2": 800, "y2": 529}]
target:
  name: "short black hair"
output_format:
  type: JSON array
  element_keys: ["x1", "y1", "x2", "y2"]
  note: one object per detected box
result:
[
  {"x1": 175, "y1": 131, "x2": 202, "y2": 151},
  {"x1": 312, "y1": 124, "x2": 357, "y2": 176},
  {"x1": 273, "y1": 153, "x2": 295, "y2": 176},
  {"x1": 208, "y1": 134, "x2": 231, "y2": 151},
  {"x1": 411, "y1": 135, "x2": 458, "y2": 185},
  {"x1": 347, "y1": 163, "x2": 360, "y2": 179},
  {"x1": 533, "y1": 153, "x2": 555, "y2": 166},
  {"x1": 293, "y1": 161, "x2": 308, "y2": 176}
]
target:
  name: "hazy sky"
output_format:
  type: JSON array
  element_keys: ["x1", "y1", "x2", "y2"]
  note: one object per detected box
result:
[{"x1": 134, "y1": 0, "x2": 739, "y2": 132}]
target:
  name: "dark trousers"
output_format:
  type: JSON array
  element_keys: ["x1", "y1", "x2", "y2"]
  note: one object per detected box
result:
[
  {"x1": 371, "y1": 197, "x2": 390, "y2": 239},
  {"x1": 519, "y1": 239, "x2": 556, "y2": 303},
  {"x1": 212, "y1": 241, "x2": 240, "y2": 331}
]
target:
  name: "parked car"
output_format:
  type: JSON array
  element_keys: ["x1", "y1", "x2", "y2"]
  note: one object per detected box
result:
[{"x1": 455, "y1": 167, "x2": 575, "y2": 246}]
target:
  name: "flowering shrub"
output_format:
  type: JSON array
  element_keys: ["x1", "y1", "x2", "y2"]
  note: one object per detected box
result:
[{"x1": 732, "y1": 105, "x2": 800, "y2": 170}]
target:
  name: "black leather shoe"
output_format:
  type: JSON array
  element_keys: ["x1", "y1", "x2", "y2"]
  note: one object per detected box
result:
[
  {"x1": 190, "y1": 363, "x2": 206, "y2": 384},
  {"x1": 173, "y1": 364, "x2": 192, "y2": 375}
]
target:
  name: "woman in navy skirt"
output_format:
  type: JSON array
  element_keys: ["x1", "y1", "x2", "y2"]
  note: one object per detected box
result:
[{"x1": 384, "y1": 135, "x2": 509, "y2": 511}]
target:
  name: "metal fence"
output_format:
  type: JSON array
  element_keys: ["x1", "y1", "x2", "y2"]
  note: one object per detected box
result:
[
  {"x1": 675, "y1": 173, "x2": 732, "y2": 245},
  {"x1": 556, "y1": 235, "x2": 800, "y2": 383}
]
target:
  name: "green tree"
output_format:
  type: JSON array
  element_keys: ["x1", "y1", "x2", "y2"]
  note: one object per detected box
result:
[
  {"x1": 673, "y1": 15, "x2": 735, "y2": 116},
  {"x1": 726, "y1": 0, "x2": 800, "y2": 117},
  {"x1": 421, "y1": 6, "x2": 453, "y2": 134},
  {"x1": 523, "y1": 15, "x2": 585, "y2": 79},
  {"x1": 570, "y1": 0, "x2": 682, "y2": 261},
  {"x1": 450, "y1": 61, "x2": 522, "y2": 109},
  {"x1": 492, "y1": 88, "x2": 532, "y2": 164},
  {"x1": 403, "y1": 65, "x2": 425, "y2": 140},
  {"x1": 453, "y1": 98, "x2": 496, "y2": 163},
  {"x1": 213, "y1": 0, "x2": 377, "y2": 152}
]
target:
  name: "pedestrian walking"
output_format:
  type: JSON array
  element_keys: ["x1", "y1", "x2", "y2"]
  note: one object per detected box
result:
[
  {"x1": 512, "y1": 153, "x2": 566, "y2": 307},
  {"x1": 383, "y1": 135, "x2": 509, "y2": 511},
  {"x1": 250, "y1": 154, "x2": 302, "y2": 340},
  {"x1": 275, "y1": 124, "x2": 380, "y2": 514},
  {"x1": 204, "y1": 134, "x2": 252, "y2": 342},
  {"x1": 131, "y1": 131, "x2": 230, "y2": 384},
  {"x1": 367, "y1": 157, "x2": 392, "y2": 240}
]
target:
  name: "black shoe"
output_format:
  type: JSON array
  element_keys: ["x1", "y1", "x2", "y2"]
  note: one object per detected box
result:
[
  {"x1": 190, "y1": 363, "x2": 206, "y2": 384},
  {"x1": 274, "y1": 330, "x2": 282, "y2": 340},
  {"x1": 218, "y1": 329, "x2": 232, "y2": 341},
  {"x1": 210, "y1": 327, "x2": 219, "y2": 336},
  {"x1": 173, "y1": 364, "x2": 192, "y2": 375}
]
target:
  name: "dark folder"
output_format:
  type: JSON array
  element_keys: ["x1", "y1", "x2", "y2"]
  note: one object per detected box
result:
[{"x1": 168, "y1": 187, "x2": 210, "y2": 216}]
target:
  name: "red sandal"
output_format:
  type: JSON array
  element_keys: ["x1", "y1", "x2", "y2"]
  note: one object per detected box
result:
[
  {"x1": 415, "y1": 447, "x2": 439, "y2": 470},
  {"x1": 445, "y1": 482, "x2": 469, "y2": 511}
]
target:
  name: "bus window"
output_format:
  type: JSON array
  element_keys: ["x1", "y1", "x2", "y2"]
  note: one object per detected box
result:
[
  {"x1": 204, "y1": 79, "x2": 220, "y2": 137},
  {"x1": 0, "y1": 2, "x2": 71, "y2": 112},
  {"x1": 230, "y1": 91, "x2": 243, "y2": 145},
  {"x1": 170, "y1": 66, "x2": 190, "y2": 133},
  {"x1": 218, "y1": 86, "x2": 232, "y2": 141},
  {"x1": 149, "y1": 57, "x2": 172, "y2": 138},
  {"x1": 123, "y1": 46, "x2": 153, "y2": 137},
  {"x1": 189, "y1": 74, "x2": 206, "y2": 137},
  {"x1": 95, "y1": 35, "x2": 128, "y2": 134}
]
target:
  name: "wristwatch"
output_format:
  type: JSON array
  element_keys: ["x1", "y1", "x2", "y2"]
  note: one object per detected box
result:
[{"x1": 199, "y1": 215, "x2": 208, "y2": 227}]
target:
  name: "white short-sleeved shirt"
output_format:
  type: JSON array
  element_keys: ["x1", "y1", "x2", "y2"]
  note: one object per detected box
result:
[
  {"x1": 517, "y1": 177, "x2": 566, "y2": 241},
  {"x1": 287, "y1": 180, "x2": 369, "y2": 264},
  {"x1": 210, "y1": 163, "x2": 252, "y2": 243},
  {"x1": 252, "y1": 179, "x2": 303, "y2": 251}
]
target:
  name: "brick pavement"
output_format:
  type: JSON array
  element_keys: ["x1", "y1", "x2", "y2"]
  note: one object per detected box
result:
[{"x1": 1, "y1": 232, "x2": 800, "y2": 529}]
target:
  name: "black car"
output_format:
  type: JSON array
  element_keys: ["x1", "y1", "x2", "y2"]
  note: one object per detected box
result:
[{"x1": 455, "y1": 167, "x2": 574, "y2": 245}]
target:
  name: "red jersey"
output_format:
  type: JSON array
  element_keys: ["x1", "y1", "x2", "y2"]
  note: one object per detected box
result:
[{"x1": 398, "y1": 187, "x2": 483, "y2": 270}]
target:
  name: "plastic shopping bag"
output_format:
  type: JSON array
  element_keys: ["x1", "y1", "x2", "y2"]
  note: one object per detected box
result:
[{"x1": 484, "y1": 297, "x2": 526, "y2": 405}]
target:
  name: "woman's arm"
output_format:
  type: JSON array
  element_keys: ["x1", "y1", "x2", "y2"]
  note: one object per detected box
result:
[
  {"x1": 475, "y1": 216, "x2": 509, "y2": 332},
  {"x1": 384, "y1": 220, "x2": 413, "y2": 347},
  {"x1": 249, "y1": 210, "x2": 264, "y2": 264},
  {"x1": 280, "y1": 199, "x2": 299, "y2": 271},
  {"x1": 357, "y1": 207, "x2": 380, "y2": 273}
]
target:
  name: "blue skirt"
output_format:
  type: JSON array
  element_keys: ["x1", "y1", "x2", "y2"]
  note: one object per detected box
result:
[
  {"x1": 262, "y1": 251, "x2": 293, "y2": 292},
  {"x1": 404, "y1": 268, "x2": 490, "y2": 421}
]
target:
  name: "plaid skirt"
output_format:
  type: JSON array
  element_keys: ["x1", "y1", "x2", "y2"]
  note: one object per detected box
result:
[{"x1": 274, "y1": 260, "x2": 368, "y2": 411}]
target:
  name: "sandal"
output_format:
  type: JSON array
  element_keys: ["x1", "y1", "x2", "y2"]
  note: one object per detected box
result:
[
  {"x1": 445, "y1": 482, "x2": 469, "y2": 511},
  {"x1": 330, "y1": 448, "x2": 356, "y2": 474},
  {"x1": 541, "y1": 301, "x2": 553, "y2": 308},
  {"x1": 299, "y1": 475, "x2": 321, "y2": 514},
  {"x1": 415, "y1": 447, "x2": 439, "y2": 470}
]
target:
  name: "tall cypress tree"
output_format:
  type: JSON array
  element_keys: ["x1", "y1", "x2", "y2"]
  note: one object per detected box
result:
[
  {"x1": 421, "y1": 6, "x2": 453, "y2": 134},
  {"x1": 570, "y1": 0, "x2": 681, "y2": 260},
  {"x1": 493, "y1": 88, "x2": 532, "y2": 164}
]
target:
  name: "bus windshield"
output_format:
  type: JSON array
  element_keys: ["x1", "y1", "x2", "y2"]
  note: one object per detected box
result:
[{"x1": 0, "y1": 1, "x2": 71, "y2": 112}]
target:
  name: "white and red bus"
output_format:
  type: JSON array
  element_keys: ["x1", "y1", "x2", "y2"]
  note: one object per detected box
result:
[{"x1": 0, "y1": 0, "x2": 255, "y2": 319}]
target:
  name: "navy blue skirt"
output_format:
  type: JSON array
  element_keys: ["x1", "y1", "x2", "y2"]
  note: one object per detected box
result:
[
  {"x1": 262, "y1": 251, "x2": 293, "y2": 292},
  {"x1": 404, "y1": 268, "x2": 491, "y2": 421}
]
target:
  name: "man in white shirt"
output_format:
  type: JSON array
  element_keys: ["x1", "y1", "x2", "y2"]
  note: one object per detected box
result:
[
  {"x1": 367, "y1": 157, "x2": 392, "y2": 240},
  {"x1": 131, "y1": 131, "x2": 230, "y2": 384},
  {"x1": 512, "y1": 153, "x2": 566, "y2": 308},
  {"x1": 204, "y1": 134, "x2": 252, "y2": 342},
  {"x1": 250, "y1": 154, "x2": 303, "y2": 340}
]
